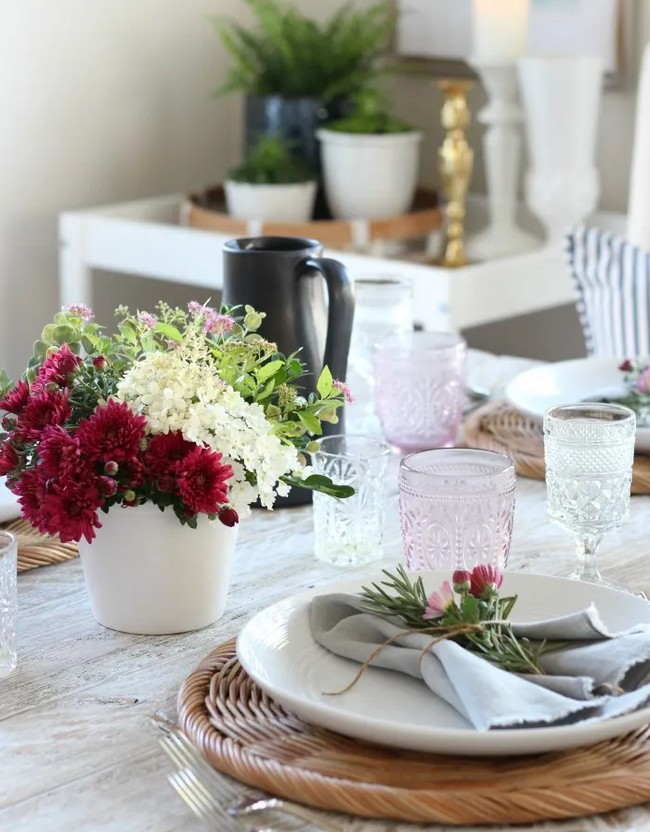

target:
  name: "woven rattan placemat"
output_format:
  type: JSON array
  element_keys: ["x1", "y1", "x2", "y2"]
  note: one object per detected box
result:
[
  {"x1": 178, "y1": 639, "x2": 650, "y2": 825},
  {"x1": 464, "y1": 401, "x2": 650, "y2": 494},
  {"x1": 3, "y1": 518, "x2": 78, "y2": 573}
]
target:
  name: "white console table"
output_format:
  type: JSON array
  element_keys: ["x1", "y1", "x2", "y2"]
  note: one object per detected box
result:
[{"x1": 58, "y1": 194, "x2": 625, "y2": 331}]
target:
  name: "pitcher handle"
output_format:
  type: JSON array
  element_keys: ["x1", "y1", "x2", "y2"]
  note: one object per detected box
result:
[{"x1": 299, "y1": 257, "x2": 355, "y2": 384}]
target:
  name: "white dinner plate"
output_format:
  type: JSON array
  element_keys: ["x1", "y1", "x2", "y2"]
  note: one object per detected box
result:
[
  {"x1": 237, "y1": 570, "x2": 650, "y2": 757},
  {"x1": 504, "y1": 356, "x2": 650, "y2": 453}
]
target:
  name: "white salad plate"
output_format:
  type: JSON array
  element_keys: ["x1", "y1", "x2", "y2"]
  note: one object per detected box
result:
[
  {"x1": 237, "y1": 570, "x2": 650, "y2": 757},
  {"x1": 504, "y1": 356, "x2": 650, "y2": 452}
]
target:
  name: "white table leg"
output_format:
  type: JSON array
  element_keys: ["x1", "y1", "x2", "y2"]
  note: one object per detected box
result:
[{"x1": 59, "y1": 213, "x2": 93, "y2": 308}]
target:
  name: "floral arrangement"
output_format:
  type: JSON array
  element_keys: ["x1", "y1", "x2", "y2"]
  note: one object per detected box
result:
[
  {"x1": 615, "y1": 358, "x2": 650, "y2": 425},
  {"x1": 0, "y1": 301, "x2": 352, "y2": 544},
  {"x1": 358, "y1": 565, "x2": 561, "y2": 675}
]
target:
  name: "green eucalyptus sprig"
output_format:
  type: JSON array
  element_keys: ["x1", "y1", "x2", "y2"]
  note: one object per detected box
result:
[{"x1": 358, "y1": 565, "x2": 564, "y2": 676}]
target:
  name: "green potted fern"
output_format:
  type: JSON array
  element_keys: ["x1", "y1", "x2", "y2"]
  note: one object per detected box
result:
[
  {"x1": 317, "y1": 88, "x2": 422, "y2": 220},
  {"x1": 225, "y1": 135, "x2": 317, "y2": 222},
  {"x1": 212, "y1": 0, "x2": 395, "y2": 171}
]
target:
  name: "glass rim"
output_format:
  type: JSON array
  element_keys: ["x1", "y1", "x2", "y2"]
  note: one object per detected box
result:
[
  {"x1": 0, "y1": 530, "x2": 16, "y2": 553},
  {"x1": 313, "y1": 433, "x2": 392, "y2": 461},
  {"x1": 373, "y1": 330, "x2": 466, "y2": 355},
  {"x1": 544, "y1": 402, "x2": 636, "y2": 423},
  {"x1": 400, "y1": 447, "x2": 515, "y2": 478}
]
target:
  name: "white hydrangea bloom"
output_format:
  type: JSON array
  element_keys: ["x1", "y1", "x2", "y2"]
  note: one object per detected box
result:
[{"x1": 116, "y1": 350, "x2": 301, "y2": 515}]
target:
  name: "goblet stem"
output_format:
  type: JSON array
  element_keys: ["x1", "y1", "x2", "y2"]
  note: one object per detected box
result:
[{"x1": 571, "y1": 533, "x2": 604, "y2": 583}]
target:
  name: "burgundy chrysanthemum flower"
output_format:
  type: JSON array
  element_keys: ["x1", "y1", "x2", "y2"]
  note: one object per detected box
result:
[
  {"x1": 37, "y1": 425, "x2": 82, "y2": 478},
  {"x1": 0, "y1": 441, "x2": 19, "y2": 477},
  {"x1": 469, "y1": 564, "x2": 503, "y2": 598},
  {"x1": 173, "y1": 447, "x2": 233, "y2": 515},
  {"x1": 76, "y1": 400, "x2": 147, "y2": 466},
  {"x1": 31, "y1": 344, "x2": 82, "y2": 393},
  {"x1": 14, "y1": 389, "x2": 71, "y2": 443},
  {"x1": 40, "y1": 472, "x2": 103, "y2": 543},
  {"x1": 13, "y1": 467, "x2": 48, "y2": 530},
  {"x1": 0, "y1": 380, "x2": 30, "y2": 414},
  {"x1": 143, "y1": 431, "x2": 195, "y2": 480}
]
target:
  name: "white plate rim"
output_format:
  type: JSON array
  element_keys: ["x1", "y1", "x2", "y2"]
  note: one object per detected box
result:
[{"x1": 237, "y1": 570, "x2": 650, "y2": 756}]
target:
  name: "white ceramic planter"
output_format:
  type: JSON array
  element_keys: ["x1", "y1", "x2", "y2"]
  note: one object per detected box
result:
[
  {"x1": 78, "y1": 503, "x2": 238, "y2": 634},
  {"x1": 224, "y1": 179, "x2": 316, "y2": 223},
  {"x1": 317, "y1": 128, "x2": 422, "y2": 220}
]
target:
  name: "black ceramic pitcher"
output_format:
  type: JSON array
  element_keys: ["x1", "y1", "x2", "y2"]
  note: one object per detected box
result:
[
  {"x1": 223, "y1": 236, "x2": 354, "y2": 400},
  {"x1": 222, "y1": 237, "x2": 355, "y2": 506}
]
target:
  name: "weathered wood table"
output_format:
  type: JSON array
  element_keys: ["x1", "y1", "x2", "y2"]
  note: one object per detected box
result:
[{"x1": 3, "y1": 355, "x2": 650, "y2": 831}]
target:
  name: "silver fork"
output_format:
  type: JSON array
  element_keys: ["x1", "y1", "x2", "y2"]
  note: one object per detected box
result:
[
  {"x1": 159, "y1": 731, "x2": 344, "y2": 832},
  {"x1": 168, "y1": 768, "x2": 275, "y2": 831}
]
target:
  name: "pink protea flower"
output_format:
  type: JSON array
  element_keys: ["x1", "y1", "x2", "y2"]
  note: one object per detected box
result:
[
  {"x1": 31, "y1": 344, "x2": 82, "y2": 393},
  {"x1": 423, "y1": 580, "x2": 455, "y2": 620},
  {"x1": 66, "y1": 303, "x2": 94, "y2": 321},
  {"x1": 333, "y1": 379, "x2": 354, "y2": 404},
  {"x1": 469, "y1": 565, "x2": 503, "y2": 598}
]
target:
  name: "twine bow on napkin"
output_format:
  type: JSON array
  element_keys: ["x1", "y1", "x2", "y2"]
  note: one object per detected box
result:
[{"x1": 310, "y1": 593, "x2": 650, "y2": 731}]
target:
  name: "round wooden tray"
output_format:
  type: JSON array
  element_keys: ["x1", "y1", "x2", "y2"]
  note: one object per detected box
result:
[
  {"x1": 464, "y1": 401, "x2": 650, "y2": 494},
  {"x1": 182, "y1": 185, "x2": 442, "y2": 249},
  {"x1": 177, "y1": 639, "x2": 650, "y2": 826}
]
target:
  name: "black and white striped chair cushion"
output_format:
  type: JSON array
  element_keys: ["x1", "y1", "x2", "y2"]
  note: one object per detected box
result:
[{"x1": 566, "y1": 226, "x2": 650, "y2": 357}]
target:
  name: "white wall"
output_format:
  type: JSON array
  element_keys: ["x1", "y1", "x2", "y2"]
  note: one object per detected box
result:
[{"x1": 0, "y1": 0, "x2": 647, "y2": 378}]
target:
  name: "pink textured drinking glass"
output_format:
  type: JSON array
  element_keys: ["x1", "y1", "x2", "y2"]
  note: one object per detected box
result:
[
  {"x1": 398, "y1": 448, "x2": 516, "y2": 571},
  {"x1": 373, "y1": 331, "x2": 466, "y2": 453}
]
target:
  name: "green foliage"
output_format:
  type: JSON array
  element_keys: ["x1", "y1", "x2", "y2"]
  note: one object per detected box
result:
[
  {"x1": 328, "y1": 87, "x2": 413, "y2": 135},
  {"x1": 228, "y1": 136, "x2": 315, "y2": 184},
  {"x1": 211, "y1": 0, "x2": 395, "y2": 101}
]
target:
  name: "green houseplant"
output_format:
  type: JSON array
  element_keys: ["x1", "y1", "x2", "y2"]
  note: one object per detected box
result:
[
  {"x1": 317, "y1": 89, "x2": 422, "y2": 219},
  {"x1": 212, "y1": 0, "x2": 395, "y2": 171},
  {"x1": 225, "y1": 135, "x2": 317, "y2": 222}
]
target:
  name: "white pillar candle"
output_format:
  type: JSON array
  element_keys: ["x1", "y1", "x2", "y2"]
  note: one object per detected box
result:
[
  {"x1": 472, "y1": 0, "x2": 529, "y2": 65},
  {"x1": 627, "y1": 43, "x2": 650, "y2": 252}
]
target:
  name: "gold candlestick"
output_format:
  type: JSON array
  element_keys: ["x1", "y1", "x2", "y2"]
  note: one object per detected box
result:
[{"x1": 436, "y1": 79, "x2": 475, "y2": 268}]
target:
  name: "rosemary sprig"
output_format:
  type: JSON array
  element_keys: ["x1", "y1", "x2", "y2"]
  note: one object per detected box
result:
[{"x1": 357, "y1": 565, "x2": 564, "y2": 676}]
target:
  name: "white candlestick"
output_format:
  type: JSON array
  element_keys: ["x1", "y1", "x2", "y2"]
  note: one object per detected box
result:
[{"x1": 472, "y1": 0, "x2": 529, "y2": 65}]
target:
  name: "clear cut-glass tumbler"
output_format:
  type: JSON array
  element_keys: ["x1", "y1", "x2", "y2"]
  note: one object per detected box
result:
[
  {"x1": 373, "y1": 331, "x2": 467, "y2": 453},
  {"x1": 346, "y1": 274, "x2": 414, "y2": 437},
  {"x1": 398, "y1": 448, "x2": 516, "y2": 570},
  {"x1": 311, "y1": 434, "x2": 391, "y2": 566},
  {"x1": 0, "y1": 531, "x2": 17, "y2": 676},
  {"x1": 543, "y1": 403, "x2": 636, "y2": 591}
]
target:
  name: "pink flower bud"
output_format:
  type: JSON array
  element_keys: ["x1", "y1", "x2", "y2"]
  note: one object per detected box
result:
[
  {"x1": 104, "y1": 461, "x2": 119, "y2": 476},
  {"x1": 452, "y1": 569, "x2": 471, "y2": 592},
  {"x1": 93, "y1": 356, "x2": 107, "y2": 371}
]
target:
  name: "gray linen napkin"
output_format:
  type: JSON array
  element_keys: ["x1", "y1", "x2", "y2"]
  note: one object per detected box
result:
[{"x1": 310, "y1": 593, "x2": 650, "y2": 731}]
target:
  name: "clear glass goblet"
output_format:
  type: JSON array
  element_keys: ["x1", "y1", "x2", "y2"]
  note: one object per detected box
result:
[{"x1": 543, "y1": 403, "x2": 636, "y2": 591}]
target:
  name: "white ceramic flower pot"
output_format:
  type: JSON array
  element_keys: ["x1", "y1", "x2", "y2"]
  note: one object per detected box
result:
[
  {"x1": 317, "y1": 128, "x2": 422, "y2": 220},
  {"x1": 224, "y1": 179, "x2": 317, "y2": 222},
  {"x1": 78, "y1": 503, "x2": 238, "y2": 634}
]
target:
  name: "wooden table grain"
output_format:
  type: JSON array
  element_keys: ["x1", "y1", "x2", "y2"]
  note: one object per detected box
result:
[{"x1": 3, "y1": 359, "x2": 650, "y2": 831}]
